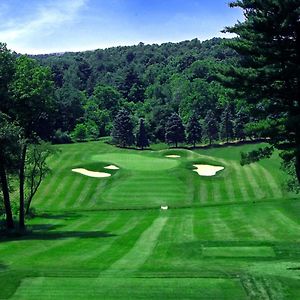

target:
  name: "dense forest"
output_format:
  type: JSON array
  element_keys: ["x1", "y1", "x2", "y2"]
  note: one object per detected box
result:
[{"x1": 32, "y1": 37, "x2": 250, "y2": 145}]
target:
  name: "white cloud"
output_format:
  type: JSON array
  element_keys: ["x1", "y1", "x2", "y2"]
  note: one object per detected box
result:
[{"x1": 0, "y1": 0, "x2": 87, "y2": 53}]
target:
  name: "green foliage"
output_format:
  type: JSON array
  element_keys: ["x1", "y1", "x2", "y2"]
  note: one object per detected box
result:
[
  {"x1": 92, "y1": 84, "x2": 121, "y2": 114},
  {"x1": 234, "y1": 108, "x2": 248, "y2": 140},
  {"x1": 33, "y1": 38, "x2": 238, "y2": 142},
  {"x1": 203, "y1": 110, "x2": 218, "y2": 145},
  {"x1": 280, "y1": 153, "x2": 300, "y2": 193},
  {"x1": 9, "y1": 56, "x2": 55, "y2": 140},
  {"x1": 112, "y1": 109, "x2": 135, "y2": 147},
  {"x1": 0, "y1": 113, "x2": 21, "y2": 171},
  {"x1": 71, "y1": 123, "x2": 88, "y2": 142},
  {"x1": 219, "y1": 104, "x2": 234, "y2": 142},
  {"x1": 186, "y1": 114, "x2": 201, "y2": 147},
  {"x1": 25, "y1": 142, "x2": 55, "y2": 214},
  {"x1": 136, "y1": 118, "x2": 149, "y2": 150},
  {"x1": 165, "y1": 113, "x2": 185, "y2": 147},
  {"x1": 223, "y1": 0, "x2": 300, "y2": 185},
  {"x1": 54, "y1": 86, "x2": 85, "y2": 133},
  {"x1": 241, "y1": 146, "x2": 274, "y2": 166},
  {"x1": 0, "y1": 43, "x2": 15, "y2": 114},
  {"x1": 52, "y1": 129, "x2": 72, "y2": 144}
]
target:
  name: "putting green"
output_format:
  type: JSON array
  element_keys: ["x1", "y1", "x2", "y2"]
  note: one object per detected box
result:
[{"x1": 92, "y1": 153, "x2": 179, "y2": 171}]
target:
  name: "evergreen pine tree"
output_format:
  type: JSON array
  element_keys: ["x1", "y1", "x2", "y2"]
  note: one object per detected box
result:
[
  {"x1": 112, "y1": 108, "x2": 134, "y2": 147},
  {"x1": 203, "y1": 110, "x2": 218, "y2": 145},
  {"x1": 219, "y1": 105, "x2": 233, "y2": 143},
  {"x1": 222, "y1": 0, "x2": 300, "y2": 183},
  {"x1": 186, "y1": 114, "x2": 201, "y2": 148},
  {"x1": 165, "y1": 113, "x2": 185, "y2": 148},
  {"x1": 234, "y1": 109, "x2": 248, "y2": 141},
  {"x1": 136, "y1": 118, "x2": 149, "y2": 150}
]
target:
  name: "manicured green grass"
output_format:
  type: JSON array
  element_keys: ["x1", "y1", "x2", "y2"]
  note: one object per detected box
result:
[
  {"x1": 11, "y1": 277, "x2": 245, "y2": 299},
  {"x1": 0, "y1": 140, "x2": 300, "y2": 299}
]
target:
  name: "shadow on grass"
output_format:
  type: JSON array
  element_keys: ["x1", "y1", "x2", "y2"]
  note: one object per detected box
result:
[
  {"x1": 36, "y1": 212, "x2": 83, "y2": 220},
  {"x1": 0, "y1": 263, "x2": 7, "y2": 271},
  {"x1": 1, "y1": 229, "x2": 116, "y2": 241}
]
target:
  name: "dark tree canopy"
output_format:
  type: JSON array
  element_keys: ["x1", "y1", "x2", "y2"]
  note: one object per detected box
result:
[
  {"x1": 186, "y1": 114, "x2": 202, "y2": 147},
  {"x1": 112, "y1": 109, "x2": 135, "y2": 147},
  {"x1": 136, "y1": 118, "x2": 149, "y2": 150},
  {"x1": 222, "y1": 0, "x2": 300, "y2": 183},
  {"x1": 203, "y1": 110, "x2": 218, "y2": 145},
  {"x1": 165, "y1": 113, "x2": 185, "y2": 147},
  {"x1": 220, "y1": 104, "x2": 234, "y2": 143}
]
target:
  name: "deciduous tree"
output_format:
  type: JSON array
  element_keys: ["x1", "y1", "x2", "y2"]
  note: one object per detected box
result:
[{"x1": 10, "y1": 56, "x2": 55, "y2": 229}]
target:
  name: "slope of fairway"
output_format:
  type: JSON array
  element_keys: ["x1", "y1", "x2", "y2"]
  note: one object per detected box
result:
[
  {"x1": 1, "y1": 140, "x2": 300, "y2": 299},
  {"x1": 34, "y1": 141, "x2": 290, "y2": 211}
]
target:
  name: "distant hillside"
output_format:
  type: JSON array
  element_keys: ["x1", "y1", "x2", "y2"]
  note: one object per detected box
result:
[{"x1": 30, "y1": 38, "x2": 248, "y2": 143}]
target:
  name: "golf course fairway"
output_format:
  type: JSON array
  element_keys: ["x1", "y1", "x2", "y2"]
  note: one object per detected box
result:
[{"x1": 1, "y1": 140, "x2": 300, "y2": 299}]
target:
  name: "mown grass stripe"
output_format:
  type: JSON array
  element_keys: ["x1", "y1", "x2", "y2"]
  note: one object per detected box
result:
[
  {"x1": 233, "y1": 206, "x2": 276, "y2": 241},
  {"x1": 103, "y1": 215, "x2": 168, "y2": 274},
  {"x1": 97, "y1": 213, "x2": 156, "y2": 273},
  {"x1": 259, "y1": 166, "x2": 283, "y2": 199},
  {"x1": 27, "y1": 215, "x2": 110, "y2": 266},
  {"x1": 74, "y1": 179, "x2": 99, "y2": 209},
  {"x1": 247, "y1": 163, "x2": 267, "y2": 199},
  {"x1": 212, "y1": 180, "x2": 225, "y2": 203},
  {"x1": 39, "y1": 153, "x2": 78, "y2": 208},
  {"x1": 3, "y1": 215, "x2": 97, "y2": 265},
  {"x1": 76, "y1": 214, "x2": 138, "y2": 263},
  {"x1": 267, "y1": 210, "x2": 300, "y2": 238},
  {"x1": 239, "y1": 165, "x2": 258, "y2": 200},
  {"x1": 59, "y1": 175, "x2": 85, "y2": 209},
  {"x1": 249, "y1": 164, "x2": 273, "y2": 199},
  {"x1": 232, "y1": 162, "x2": 250, "y2": 202}
]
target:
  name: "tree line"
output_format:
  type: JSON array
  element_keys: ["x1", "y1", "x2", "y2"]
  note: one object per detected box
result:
[{"x1": 111, "y1": 106, "x2": 241, "y2": 149}]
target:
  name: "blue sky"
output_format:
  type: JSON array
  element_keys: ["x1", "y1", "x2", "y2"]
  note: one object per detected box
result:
[{"x1": 0, "y1": 0, "x2": 243, "y2": 54}]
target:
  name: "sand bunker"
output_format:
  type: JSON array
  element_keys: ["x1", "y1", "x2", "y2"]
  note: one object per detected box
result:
[
  {"x1": 104, "y1": 165, "x2": 119, "y2": 170},
  {"x1": 193, "y1": 164, "x2": 224, "y2": 176},
  {"x1": 165, "y1": 155, "x2": 181, "y2": 158},
  {"x1": 161, "y1": 205, "x2": 168, "y2": 210},
  {"x1": 72, "y1": 168, "x2": 111, "y2": 178}
]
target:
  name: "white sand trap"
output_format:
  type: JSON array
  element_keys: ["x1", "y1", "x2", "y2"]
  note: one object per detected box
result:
[
  {"x1": 193, "y1": 164, "x2": 224, "y2": 176},
  {"x1": 161, "y1": 205, "x2": 168, "y2": 210},
  {"x1": 72, "y1": 168, "x2": 111, "y2": 178},
  {"x1": 165, "y1": 155, "x2": 181, "y2": 158},
  {"x1": 104, "y1": 165, "x2": 119, "y2": 170}
]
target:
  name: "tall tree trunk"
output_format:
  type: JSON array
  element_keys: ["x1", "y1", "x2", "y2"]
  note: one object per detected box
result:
[
  {"x1": 19, "y1": 144, "x2": 27, "y2": 230},
  {"x1": 0, "y1": 154, "x2": 14, "y2": 230}
]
